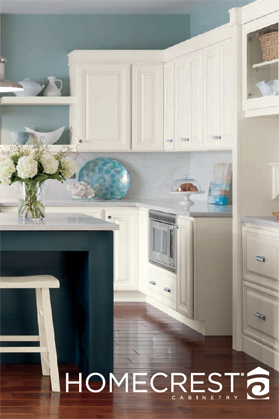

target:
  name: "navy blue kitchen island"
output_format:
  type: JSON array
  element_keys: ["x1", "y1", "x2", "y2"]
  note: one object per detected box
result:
[{"x1": 0, "y1": 213, "x2": 118, "y2": 380}]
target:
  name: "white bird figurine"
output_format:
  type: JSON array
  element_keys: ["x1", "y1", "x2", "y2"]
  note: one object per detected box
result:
[{"x1": 25, "y1": 126, "x2": 65, "y2": 145}]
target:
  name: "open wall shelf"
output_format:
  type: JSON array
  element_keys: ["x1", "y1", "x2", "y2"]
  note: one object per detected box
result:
[
  {"x1": 252, "y1": 58, "x2": 279, "y2": 69},
  {"x1": 0, "y1": 97, "x2": 76, "y2": 106}
]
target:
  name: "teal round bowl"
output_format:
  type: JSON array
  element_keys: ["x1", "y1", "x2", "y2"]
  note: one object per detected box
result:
[
  {"x1": 79, "y1": 158, "x2": 130, "y2": 200},
  {"x1": 12, "y1": 132, "x2": 30, "y2": 145}
]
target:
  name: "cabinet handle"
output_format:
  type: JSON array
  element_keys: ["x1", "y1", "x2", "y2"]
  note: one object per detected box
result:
[
  {"x1": 180, "y1": 137, "x2": 190, "y2": 142},
  {"x1": 149, "y1": 281, "x2": 156, "y2": 286},
  {"x1": 256, "y1": 255, "x2": 266, "y2": 262},
  {"x1": 212, "y1": 135, "x2": 222, "y2": 140},
  {"x1": 108, "y1": 215, "x2": 112, "y2": 220},
  {"x1": 255, "y1": 312, "x2": 266, "y2": 321},
  {"x1": 166, "y1": 139, "x2": 173, "y2": 143},
  {"x1": 163, "y1": 287, "x2": 171, "y2": 293}
]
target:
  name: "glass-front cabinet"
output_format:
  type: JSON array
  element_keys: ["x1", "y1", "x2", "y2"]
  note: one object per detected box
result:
[{"x1": 242, "y1": 11, "x2": 279, "y2": 117}]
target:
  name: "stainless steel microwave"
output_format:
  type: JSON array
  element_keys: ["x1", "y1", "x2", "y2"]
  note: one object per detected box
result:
[{"x1": 149, "y1": 210, "x2": 177, "y2": 273}]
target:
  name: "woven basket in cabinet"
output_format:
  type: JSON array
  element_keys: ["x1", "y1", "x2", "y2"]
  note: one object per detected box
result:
[{"x1": 258, "y1": 30, "x2": 278, "y2": 62}]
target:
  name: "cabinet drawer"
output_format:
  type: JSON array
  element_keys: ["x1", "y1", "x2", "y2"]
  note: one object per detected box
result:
[
  {"x1": 243, "y1": 228, "x2": 279, "y2": 289},
  {"x1": 243, "y1": 282, "x2": 279, "y2": 351},
  {"x1": 147, "y1": 264, "x2": 177, "y2": 310}
]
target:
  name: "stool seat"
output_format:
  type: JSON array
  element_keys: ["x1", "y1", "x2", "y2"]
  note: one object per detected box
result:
[{"x1": 0, "y1": 275, "x2": 60, "y2": 289}]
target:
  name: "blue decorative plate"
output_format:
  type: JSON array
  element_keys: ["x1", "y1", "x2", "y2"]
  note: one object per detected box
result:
[{"x1": 78, "y1": 158, "x2": 130, "y2": 200}]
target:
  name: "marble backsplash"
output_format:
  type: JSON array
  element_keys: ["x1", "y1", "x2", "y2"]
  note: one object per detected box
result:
[{"x1": 0, "y1": 151, "x2": 232, "y2": 202}]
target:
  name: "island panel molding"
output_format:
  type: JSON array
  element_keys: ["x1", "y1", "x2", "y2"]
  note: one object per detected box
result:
[{"x1": 0, "y1": 221, "x2": 115, "y2": 379}]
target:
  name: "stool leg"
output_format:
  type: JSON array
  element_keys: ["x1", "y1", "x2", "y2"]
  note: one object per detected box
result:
[
  {"x1": 41, "y1": 288, "x2": 60, "y2": 392},
  {"x1": 36, "y1": 288, "x2": 50, "y2": 376}
]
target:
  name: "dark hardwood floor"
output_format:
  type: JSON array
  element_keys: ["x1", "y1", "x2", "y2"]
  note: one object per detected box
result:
[{"x1": 0, "y1": 302, "x2": 278, "y2": 418}]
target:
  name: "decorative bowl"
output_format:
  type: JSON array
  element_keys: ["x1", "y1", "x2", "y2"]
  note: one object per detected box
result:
[
  {"x1": 11, "y1": 131, "x2": 31, "y2": 145},
  {"x1": 25, "y1": 126, "x2": 65, "y2": 145},
  {"x1": 78, "y1": 158, "x2": 130, "y2": 200}
]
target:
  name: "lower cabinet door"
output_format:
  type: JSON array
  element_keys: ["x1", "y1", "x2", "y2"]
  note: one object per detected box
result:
[
  {"x1": 243, "y1": 282, "x2": 279, "y2": 351},
  {"x1": 177, "y1": 217, "x2": 194, "y2": 319},
  {"x1": 104, "y1": 208, "x2": 139, "y2": 290},
  {"x1": 147, "y1": 264, "x2": 177, "y2": 310}
]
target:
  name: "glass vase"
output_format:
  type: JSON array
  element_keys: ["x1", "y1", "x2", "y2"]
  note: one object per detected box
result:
[{"x1": 18, "y1": 182, "x2": 45, "y2": 221}]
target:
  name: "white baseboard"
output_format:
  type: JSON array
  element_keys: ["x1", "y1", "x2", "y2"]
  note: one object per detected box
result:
[
  {"x1": 243, "y1": 335, "x2": 279, "y2": 371},
  {"x1": 146, "y1": 296, "x2": 205, "y2": 335},
  {"x1": 114, "y1": 290, "x2": 147, "y2": 302}
]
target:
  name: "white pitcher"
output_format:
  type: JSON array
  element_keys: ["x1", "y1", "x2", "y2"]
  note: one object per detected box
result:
[{"x1": 43, "y1": 76, "x2": 63, "y2": 96}]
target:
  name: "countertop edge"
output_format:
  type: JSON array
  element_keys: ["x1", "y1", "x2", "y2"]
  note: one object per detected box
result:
[
  {"x1": 0, "y1": 200, "x2": 233, "y2": 218},
  {"x1": 242, "y1": 216, "x2": 279, "y2": 229}
]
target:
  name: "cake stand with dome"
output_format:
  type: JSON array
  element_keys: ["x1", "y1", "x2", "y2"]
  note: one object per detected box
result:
[{"x1": 170, "y1": 175, "x2": 205, "y2": 206}]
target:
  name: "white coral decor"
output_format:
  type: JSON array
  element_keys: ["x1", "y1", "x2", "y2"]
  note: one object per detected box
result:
[
  {"x1": 66, "y1": 182, "x2": 95, "y2": 199},
  {"x1": 40, "y1": 153, "x2": 59, "y2": 175},
  {"x1": 17, "y1": 156, "x2": 38, "y2": 179},
  {"x1": 0, "y1": 158, "x2": 16, "y2": 184},
  {"x1": 61, "y1": 157, "x2": 78, "y2": 180}
]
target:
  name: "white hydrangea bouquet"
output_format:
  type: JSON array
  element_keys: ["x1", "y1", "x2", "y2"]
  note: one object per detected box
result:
[{"x1": 0, "y1": 140, "x2": 78, "y2": 220}]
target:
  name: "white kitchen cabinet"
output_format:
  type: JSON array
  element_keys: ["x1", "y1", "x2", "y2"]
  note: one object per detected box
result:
[
  {"x1": 146, "y1": 215, "x2": 232, "y2": 336},
  {"x1": 174, "y1": 52, "x2": 203, "y2": 151},
  {"x1": 104, "y1": 208, "x2": 139, "y2": 291},
  {"x1": 147, "y1": 264, "x2": 177, "y2": 310},
  {"x1": 166, "y1": 42, "x2": 232, "y2": 152},
  {"x1": 72, "y1": 63, "x2": 131, "y2": 151},
  {"x1": 242, "y1": 224, "x2": 279, "y2": 370},
  {"x1": 132, "y1": 64, "x2": 164, "y2": 151},
  {"x1": 164, "y1": 61, "x2": 175, "y2": 150},
  {"x1": 177, "y1": 218, "x2": 194, "y2": 319},
  {"x1": 241, "y1": 9, "x2": 279, "y2": 118},
  {"x1": 203, "y1": 40, "x2": 233, "y2": 149},
  {"x1": 242, "y1": 224, "x2": 279, "y2": 371},
  {"x1": 219, "y1": 40, "x2": 234, "y2": 148}
]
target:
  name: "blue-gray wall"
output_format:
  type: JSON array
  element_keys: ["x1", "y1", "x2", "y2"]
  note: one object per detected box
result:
[
  {"x1": 1, "y1": 14, "x2": 190, "y2": 144},
  {"x1": 190, "y1": 0, "x2": 254, "y2": 37}
]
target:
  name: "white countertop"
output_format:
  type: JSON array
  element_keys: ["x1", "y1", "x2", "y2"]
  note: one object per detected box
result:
[
  {"x1": 0, "y1": 198, "x2": 233, "y2": 218},
  {"x1": 242, "y1": 215, "x2": 279, "y2": 229},
  {"x1": 0, "y1": 213, "x2": 119, "y2": 231}
]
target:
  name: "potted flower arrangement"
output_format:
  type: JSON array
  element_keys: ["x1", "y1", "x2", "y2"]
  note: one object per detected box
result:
[{"x1": 0, "y1": 140, "x2": 78, "y2": 220}]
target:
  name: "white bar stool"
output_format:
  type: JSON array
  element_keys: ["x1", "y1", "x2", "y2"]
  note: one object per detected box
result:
[{"x1": 0, "y1": 275, "x2": 60, "y2": 392}]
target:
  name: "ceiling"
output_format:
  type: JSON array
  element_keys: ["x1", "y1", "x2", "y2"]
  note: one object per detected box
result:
[{"x1": 0, "y1": 0, "x2": 211, "y2": 15}]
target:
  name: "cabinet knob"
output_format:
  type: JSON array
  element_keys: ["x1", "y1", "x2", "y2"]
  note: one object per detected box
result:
[
  {"x1": 255, "y1": 312, "x2": 266, "y2": 321},
  {"x1": 166, "y1": 139, "x2": 173, "y2": 143},
  {"x1": 149, "y1": 281, "x2": 156, "y2": 286},
  {"x1": 163, "y1": 287, "x2": 171, "y2": 293},
  {"x1": 108, "y1": 215, "x2": 112, "y2": 220},
  {"x1": 255, "y1": 255, "x2": 265, "y2": 262}
]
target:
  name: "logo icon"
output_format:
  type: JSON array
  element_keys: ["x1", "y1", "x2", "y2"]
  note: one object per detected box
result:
[{"x1": 247, "y1": 367, "x2": 270, "y2": 400}]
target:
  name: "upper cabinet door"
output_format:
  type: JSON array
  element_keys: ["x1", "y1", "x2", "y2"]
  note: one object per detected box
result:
[
  {"x1": 174, "y1": 53, "x2": 203, "y2": 150},
  {"x1": 83, "y1": 64, "x2": 131, "y2": 151},
  {"x1": 187, "y1": 51, "x2": 203, "y2": 150},
  {"x1": 132, "y1": 64, "x2": 164, "y2": 151},
  {"x1": 164, "y1": 61, "x2": 175, "y2": 150},
  {"x1": 203, "y1": 45, "x2": 221, "y2": 149},
  {"x1": 203, "y1": 41, "x2": 234, "y2": 149},
  {"x1": 174, "y1": 56, "x2": 189, "y2": 150},
  {"x1": 219, "y1": 39, "x2": 234, "y2": 148}
]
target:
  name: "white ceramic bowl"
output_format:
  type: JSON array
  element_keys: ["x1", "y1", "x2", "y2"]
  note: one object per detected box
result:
[{"x1": 25, "y1": 126, "x2": 65, "y2": 145}]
